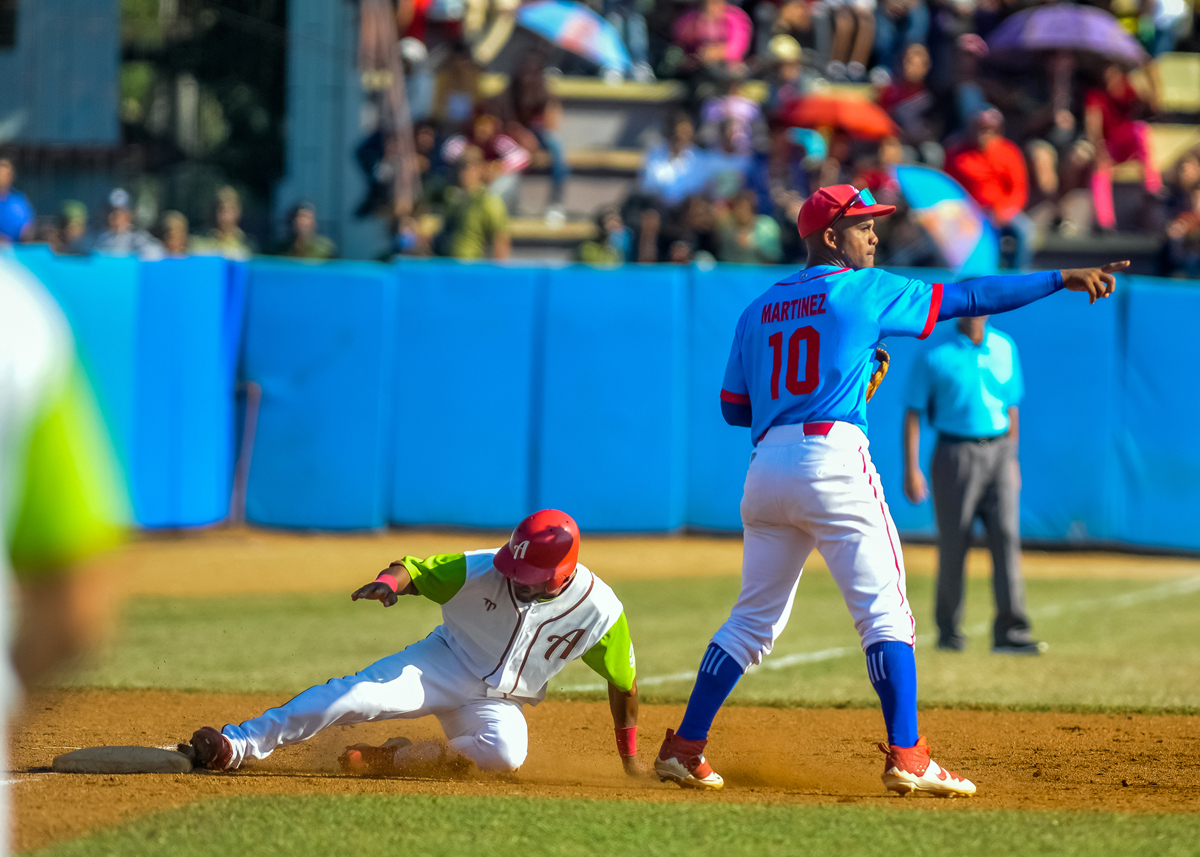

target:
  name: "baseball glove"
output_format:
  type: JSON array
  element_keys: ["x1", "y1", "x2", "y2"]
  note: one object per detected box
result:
[{"x1": 865, "y1": 346, "x2": 890, "y2": 403}]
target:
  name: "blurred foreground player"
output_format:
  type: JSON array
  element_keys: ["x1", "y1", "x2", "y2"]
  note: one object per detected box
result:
[
  {"x1": 654, "y1": 185, "x2": 1126, "y2": 796},
  {"x1": 189, "y1": 510, "x2": 641, "y2": 776},
  {"x1": 1, "y1": 258, "x2": 126, "y2": 854}
]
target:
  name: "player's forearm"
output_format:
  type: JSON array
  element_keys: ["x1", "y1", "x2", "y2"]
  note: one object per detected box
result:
[
  {"x1": 609, "y1": 680, "x2": 639, "y2": 762},
  {"x1": 903, "y1": 409, "x2": 921, "y2": 472},
  {"x1": 380, "y1": 563, "x2": 418, "y2": 596},
  {"x1": 937, "y1": 271, "x2": 1062, "y2": 320}
]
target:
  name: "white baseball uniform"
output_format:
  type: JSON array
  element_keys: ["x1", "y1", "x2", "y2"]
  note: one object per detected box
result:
[{"x1": 221, "y1": 549, "x2": 635, "y2": 771}]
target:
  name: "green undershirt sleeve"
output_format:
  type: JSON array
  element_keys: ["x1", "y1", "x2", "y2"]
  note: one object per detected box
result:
[
  {"x1": 398, "y1": 553, "x2": 468, "y2": 604},
  {"x1": 9, "y1": 364, "x2": 128, "y2": 576},
  {"x1": 581, "y1": 611, "x2": 636, "y2": 692}
]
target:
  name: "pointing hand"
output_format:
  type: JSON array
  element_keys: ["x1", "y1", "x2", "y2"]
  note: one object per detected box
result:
[{"x1": 1060, "y1": 261, "x2": 1129, "y2": 304}]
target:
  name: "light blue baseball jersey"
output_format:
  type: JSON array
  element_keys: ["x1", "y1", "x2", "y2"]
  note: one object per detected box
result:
[
  {"x1": 721, "y1": 265, "x2": 942, "y2": 443},
  {"x1": 903, "y1": 326, "x2": 1023, "y2": 438}
]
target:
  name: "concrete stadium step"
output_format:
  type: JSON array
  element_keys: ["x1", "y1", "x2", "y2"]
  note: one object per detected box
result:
[
  {"x1": 508, "y1": 217, "x2": 598, "y2": 262},
  {"x1": 519, "y1": 148, "x2": 642, "y2": 218}
]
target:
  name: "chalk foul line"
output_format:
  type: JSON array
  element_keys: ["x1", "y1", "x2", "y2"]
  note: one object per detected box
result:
[{"x1": 552, "y1": 574, "x2": 1200, "y2": 693}]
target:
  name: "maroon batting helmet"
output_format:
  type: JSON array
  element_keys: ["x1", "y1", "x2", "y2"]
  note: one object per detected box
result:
[{"x1": 492, "y1": 509, "x2": 580, "y2": 590}]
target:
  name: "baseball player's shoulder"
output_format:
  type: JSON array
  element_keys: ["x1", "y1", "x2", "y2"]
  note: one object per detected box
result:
[
  {"x1": 576, "y1": 563, "x2": 624, "y2": 614},
  {"x1": 985, "y1": 326, "x2": 1019, "y2": 352}
]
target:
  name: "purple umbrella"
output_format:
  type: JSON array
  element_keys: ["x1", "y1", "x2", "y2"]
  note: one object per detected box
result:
[{"x1": 986, "y1": 3, "x2": 1149, "y2": 68}]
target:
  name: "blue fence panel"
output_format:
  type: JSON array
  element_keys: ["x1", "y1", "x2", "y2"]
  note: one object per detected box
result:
[
  {"x1": 13, "y1": 248, "x2": 139, "y2": 487},
  {"x1": 1113, "y1": 279, "x2": 1200, "y2": 550},
  {"x1": 134, "y1": 258, "x2": 241, "y2": 527},
  {"x1": 686, "y1": 264, "x2": 789, "y2": 530},
  {"x1": 242, "y1": 260, "x2": 397, "y2": 529},
  {"x1": 390, "y1": 261, "x2": 543, "y2": 527},
  {"x1": 537, "y1": 264, "x2": 690, "y2": 531}
]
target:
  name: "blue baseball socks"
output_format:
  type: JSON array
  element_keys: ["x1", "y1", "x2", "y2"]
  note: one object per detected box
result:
[
  {"x1": 866, "y1": 640, "x2": 919, "y2": 748},
  {"x1": 676, "y1": 643, "x2": 743, "y2": 741}
]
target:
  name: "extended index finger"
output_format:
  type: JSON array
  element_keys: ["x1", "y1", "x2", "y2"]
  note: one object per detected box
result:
[{"x1": 1099, "y1": 260, "x2": 1131, "y2": 273}]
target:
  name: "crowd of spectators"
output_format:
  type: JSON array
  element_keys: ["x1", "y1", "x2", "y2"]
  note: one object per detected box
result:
[{"x1": 4, "y1": 1, "x2": 1200, "y2": 276}]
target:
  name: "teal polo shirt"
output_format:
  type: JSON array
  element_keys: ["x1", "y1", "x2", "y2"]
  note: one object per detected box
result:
[{"x1": 904, "y1": 326, "x2": 1023, "y2": 438}]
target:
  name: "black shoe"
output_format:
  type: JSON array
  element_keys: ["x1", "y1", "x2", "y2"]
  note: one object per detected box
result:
[
  {"x1": 936, "y1": 637, "x2": 966, "y2": 652},
  {"x1": 992, "y1": 641, "x2": 1046, "y2": 655}
]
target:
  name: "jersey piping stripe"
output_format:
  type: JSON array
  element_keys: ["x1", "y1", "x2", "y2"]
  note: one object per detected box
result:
[
  {"x1": 859, "y1": 446, "x2": 916, "y2": 644},
  {"x1": 507, "y1": 573, "x2": 596, "y2": 694},
  {"x1": 483, "y1": 580, "x2": 524, "y2": 681},
  {"x1": 720, "y1": 389, "x2": 751, "y2": 405},
  {"x1": 919, "y1": 282, "x2": 944, "y2": 340}
]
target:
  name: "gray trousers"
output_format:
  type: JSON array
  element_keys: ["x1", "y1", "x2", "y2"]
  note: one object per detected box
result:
[{"x1": 931, "y1": 436, "x2": 1032, "y2": 648}]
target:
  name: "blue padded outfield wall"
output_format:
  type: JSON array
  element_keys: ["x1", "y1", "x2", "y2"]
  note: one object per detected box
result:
[{"x1": 13, "y1": 251, "x2": 1199, "y2": 551}]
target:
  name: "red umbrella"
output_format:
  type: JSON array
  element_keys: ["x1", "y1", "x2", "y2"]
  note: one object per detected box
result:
[{"x1": 780, "y1": 95, "x2": 898, "y2": 141}]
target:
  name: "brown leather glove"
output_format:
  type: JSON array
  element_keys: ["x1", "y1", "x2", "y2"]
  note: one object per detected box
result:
[{"x1": 865, "y1": 346, "x2": 890, "y2": 403}]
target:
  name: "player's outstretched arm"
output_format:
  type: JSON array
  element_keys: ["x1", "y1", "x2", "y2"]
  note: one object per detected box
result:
[
  {"x1": 608, "y1": 679, "x2": 641, "y2": 776},
  {"x1": 937, "y1": 261, "x2": 1128, "y2": 320},
  {"x1": 351, "y1": 564, "x2": 417, "y2": 607}
]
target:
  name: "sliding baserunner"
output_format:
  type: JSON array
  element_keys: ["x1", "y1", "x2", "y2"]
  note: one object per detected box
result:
[
  {"x1": 654, "y1": 184, "x2": 1125, "y2": 796},
  {"x1": 188, "y1": 510, "x2": 640, "y2": 776}
]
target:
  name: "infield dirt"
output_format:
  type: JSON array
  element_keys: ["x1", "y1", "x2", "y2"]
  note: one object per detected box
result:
[{"x1": 12, "y1": 689, "x2": 1200, "y2": 853}]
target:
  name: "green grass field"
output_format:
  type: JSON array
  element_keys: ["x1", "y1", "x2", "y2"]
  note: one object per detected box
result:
[
  {"x1": 30, "y1": 795, "x2": 1200, "y2": 857},
  {"x1": 67, "y1": 571, "x2": 1200, "y2": 711}
]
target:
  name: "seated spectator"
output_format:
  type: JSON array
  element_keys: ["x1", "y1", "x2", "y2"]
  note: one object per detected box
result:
[
  {"x1": 1025, "y1": 137, "x2": 1095, "y2": 239},
  {"x1": 442, "y1": 112, "x2": 530, "y2": 214},
  {"x1": 717, "y1": 190, "x2": 783, "y2": 264},
  {"x1": 877, "y1": 42, "x2": 942, "y2": 165},
  {"x1": 437, "y1": 146, "x2": 511, "y2": 260},
  {"x1": 276, "y1": 202, "x2": 337, "y2": 259},
  {"x1": 640, "y1": 113, "x2": 712, "y2": 207},
  {"x1": 747, "y1": 122, "x2": 812, "y2": 217},
  {"x1": 576, "y1": 206, "x2": 632, "y2": 265},
  {"x1": 386, "y1": 213, "x2": 435, "y2": 259},
  {"x1": 55, "y1": 201, "x2": 90, "y2": 255},
  {"x1": 663, "y1": 194, "x2": 720, "y2": 264},
  {"x1": 700, "y1": 79, "x2": 764, "y2": 157},
  {"x1": 755, "y1": 0, "x2": 823, "y2": 67},
  {"x1": 1165, "y1": 151, "x2": 1200, "y2": 218},
  {"x1": 93, "y1": 189, "x2": 163, "y2": 259},
  {"x1": 1164, "y1": 185, "x2": 1200, "y2": 277},
  {"x1": 0, "y1": 157, "x2": 35, "y2": 244},
  {"x1": 874, "y1": 0, "x2": 928, "y2": 75},
  {"x1": 195, "y1": 186, "x2": 255, "y2": 260},
  {"x1": 944, "y1": 107, "x2": 1035, "y2": 269},
  {"x1": 825, "y1": 0, "x2": 875, "y2": 82},
  {"x1": 945, "y1": 33, "x2": 989, "y2": 139},
  {"x1": 1085, "y1": 63, "x2": 1162, "y2": 233},
  {"x1": 762, "y1": 34, "x2": 811, "y2": 113},
  {"x1": 672, "y1": 0, "x2": 753, "y2": 79},
  {"x1": 505, "y1": 51, "x2": 569, "y2": 226},
  {"x1": 708, "y1": 119, "x2": 755, "y2": 200},
  {"x1": 160, "y1": 211, "x2": 191, "y2": 257}
]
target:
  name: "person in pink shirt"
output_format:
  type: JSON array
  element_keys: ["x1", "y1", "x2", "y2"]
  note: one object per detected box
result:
[{"x1": 673, "y1": 0, "x2": 753, "y2": 76}]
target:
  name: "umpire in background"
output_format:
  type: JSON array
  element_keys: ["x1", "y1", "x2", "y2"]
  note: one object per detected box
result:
[{"x1": 902, "y1": 315, "x2": 1042, "y2": 655}]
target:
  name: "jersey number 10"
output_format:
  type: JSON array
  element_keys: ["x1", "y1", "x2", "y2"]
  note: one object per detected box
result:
[{"x1": 768, "y1": 326, "x2": 819, "y2": 399}]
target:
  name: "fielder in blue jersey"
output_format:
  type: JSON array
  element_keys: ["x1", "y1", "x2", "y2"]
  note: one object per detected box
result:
[{"x1": 654, "y1": 184, "x2": 1126, "y2": 796}]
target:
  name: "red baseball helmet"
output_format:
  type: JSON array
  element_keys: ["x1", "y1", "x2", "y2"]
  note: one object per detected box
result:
[{"x1": 492, "y1": 509, "x2": 580, "y2": 589}]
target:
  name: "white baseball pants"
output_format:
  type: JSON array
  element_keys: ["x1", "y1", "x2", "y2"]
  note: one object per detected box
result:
[
  {"x1": 221, "y1": 627, "x2": 528, "y2": 772},
  {"x1": 712, "y1": 421, "x2": 916, "y2": 670}
]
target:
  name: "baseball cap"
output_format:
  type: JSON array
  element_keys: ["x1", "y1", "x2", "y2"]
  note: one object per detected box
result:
[{"x1": 796, "y1": 185, "x2": 896, "y2": 239}]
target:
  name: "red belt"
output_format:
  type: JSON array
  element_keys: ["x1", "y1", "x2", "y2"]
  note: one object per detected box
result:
[{"x1": 803, "y1": 422, "x2": 835, "y2": 436}]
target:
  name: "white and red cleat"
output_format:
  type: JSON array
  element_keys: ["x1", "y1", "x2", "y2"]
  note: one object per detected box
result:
[
  {"x1": 879, "y1": 736, "x2": 976, "y2": 797},
  {"x1": 654, "y1": 728, "x2": 724, "y2": 790}
]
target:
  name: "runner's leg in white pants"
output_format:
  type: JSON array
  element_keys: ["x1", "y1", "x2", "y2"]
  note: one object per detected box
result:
[{"x1": 221, "y1": 630, "x2": 527, "y2": 772}]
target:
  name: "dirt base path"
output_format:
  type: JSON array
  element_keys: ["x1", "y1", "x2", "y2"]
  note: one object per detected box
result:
[{"x1": 11, "y1": 690, "x2": 1200, "y2": 853}]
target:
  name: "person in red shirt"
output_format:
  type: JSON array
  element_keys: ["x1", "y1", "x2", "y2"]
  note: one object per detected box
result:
[
  {"x1": 944, "y1": 107, "x2": 1035, "y2": 269},
  {"x1": 1085, "y1": 63, "x2": 1162, "y2": 232}
]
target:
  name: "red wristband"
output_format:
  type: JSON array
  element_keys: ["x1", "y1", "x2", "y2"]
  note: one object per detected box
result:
[
  {"x1": 615, "y1": 725, "x2": 637, "y2": 758},
  {"x1": 375, "y1": 572, "x2": 399, "y2": 593}
]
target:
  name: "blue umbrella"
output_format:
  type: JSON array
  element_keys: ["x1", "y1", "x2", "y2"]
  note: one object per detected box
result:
[
  {"x1": 516, "y1": 1, "x2": 632, "y2": 74},
  {"x1": 893, "y1": 165, "x2": 1000, "y2": 277}
]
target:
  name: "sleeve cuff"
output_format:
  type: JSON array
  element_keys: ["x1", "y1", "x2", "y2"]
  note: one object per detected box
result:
[
  {"x1": 919, "y1": 282, "x2": 943, "y2": 340},
  {"x1": 720, "y1": 389, "x2": 751, "y2": 405}
]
